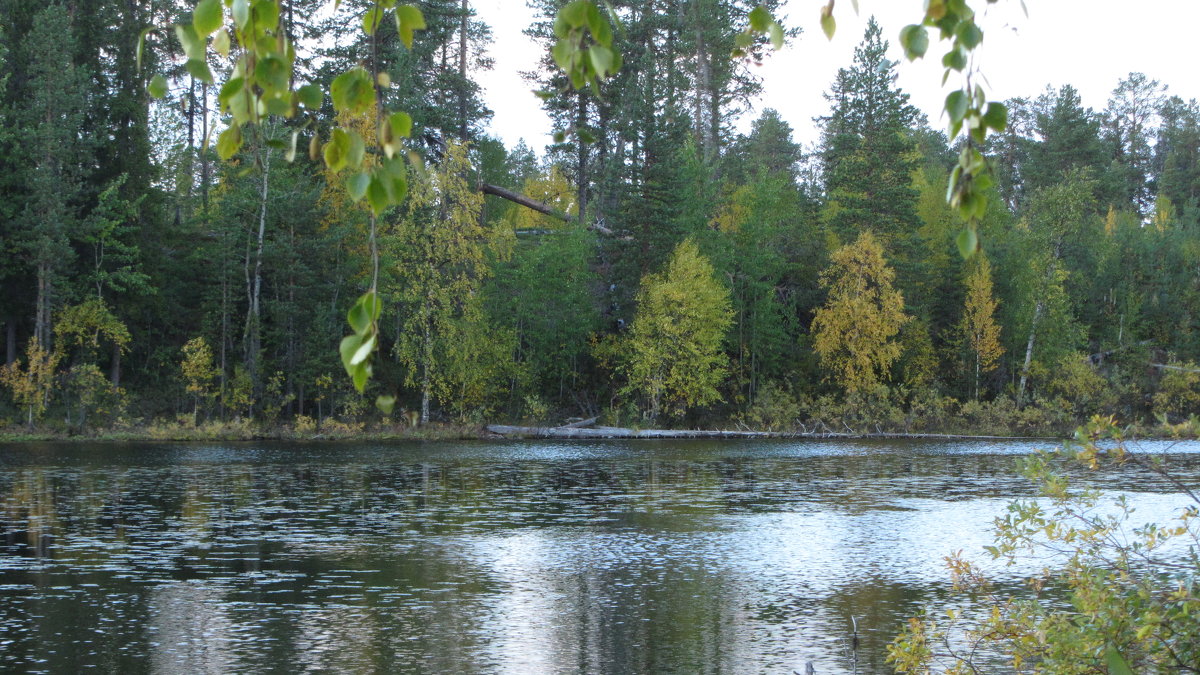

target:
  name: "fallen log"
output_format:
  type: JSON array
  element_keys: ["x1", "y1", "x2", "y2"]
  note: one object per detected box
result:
[
  {"x1": 479, "y1": 182, "x2": 619, "y2": 236},
  {"x1": 480, "y1": 183, "x2": 571, "y2": 222},
  {"x1": 484, "y1": 424, "x2": 1054, "y2": 441},
  {"x1": 485, "y1": 425, "x2": 782, "y2": 439}
]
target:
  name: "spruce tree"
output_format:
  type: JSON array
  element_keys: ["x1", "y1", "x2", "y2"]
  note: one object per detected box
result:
[{"x1": 819, "y1": 18, "x2": 924, "y2": 300}]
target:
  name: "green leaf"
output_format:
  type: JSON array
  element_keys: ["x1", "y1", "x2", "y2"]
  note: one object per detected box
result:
[
  {"x1": 324, "y1": 138, "x2": 346, "y2": 173},
  {"x1": 348, "y1": 172, "x2": 371, "y2": 202},
  {"x1": 212, "y1": 28, "x2": 231, "y2": 58},
  {"x1": 298, "y1": 84, "x2": 322, "y2": 109},
  {"x1": 1105, "y1": 646, "x2": 1135, "y2": 675},
  {"x1": 603, "y1": 1, "x2": 625, "y2": 37},
  {"x1": 395, "y1": 4, "x2": 426, "y2": 49},
  {"x1": 218, "y1": 77, "x2": 245, "y2": 107},
  {"x1": 186, "y1": 58, "x2": 214, "y2": 84},
  {"x1": 376, "y1": 395, "x2": 396, "y2": 415},
  {"x1": 147, "y1": 73, "x2": 168, "y2": 99},
  {"x1": 942, "y1": 46, "x2": 967, "y2": 71},
  {"x1": 389, "y1": 111, "x2": 413, "y2": 138},
  {"x1": 956, "y1": 226, "x2": 978, "y2": 258},
  {"x1": 769, "y1": 22, "x2": 784, "y2": 50},
  {"x1": 232, "y1": 0, "x2": 250, "y2": 29},
  {"x1": 330, "y1": 68, "x2": 375, "y2": 115},
  {"x1": 367, "y1": 175, "x2": 389, "y2": 215},
  {"x1": 216, "y1": 125, "x2": 243, "y2": 160},
  {"x1": 252, "y1": 0, "x2": 279, "y2": 30},
  {"x1": 955, "y1": 21, "x2": 983, "y2": 49},
  {"x1": 340, "y1": 334, "x2": 363, "y2": 375},
  {"x1": 552, "y1": 40, "x2": 573, "y2": 71},
  {"x1": 983, "y1": 101, "x2": 1008, "y2": 132},
  {"x1": 945, "y1": 90, "x2": 969, "y2": 124},
  {"x1": 390, "y1": 173, "x2": 408, "y2": 205},
  {"x1": 947, "y1": 164, "x2": 962, "y2": 203},
  {"x1": 361, "y1": 291, "x2": 382, "y2": 320},
  {"x1": 588, "y1": 45, "x2": 614, "y2": 77},
  {"x1": 193, "y1": 0, "x2": 223, "y2": 37},
  {"x1": 561, "y1": 0, "x2": 589, "y2": 28},
  {"x1": 285, "y1": 130, "x2": 299, "y2": 162},
  {"x1": 256, "y1": 54, "x2": 290, "y2": 94},
  {"x1": 350, "y1": 334, "x2": 376, "y2": 366},
  {"x1": 553, "y1": 15, "x2": 570, "y2": 39},
  {"x1": 899, "y1": 24, "x2": 928, "y2": 60},
  {"x1": 749, "y1": 5, "x2": 771, "y2": 32},
  {"x1": 345, "y1": 130, "x2": 366, "y2": 169},
  {"x1": 352, "y1": 362, "x2": 370, "y2": 392},
  {"x1": 137, "y1": 27, "x2": 153, "y2": 74},
  {"x1": 591, "y1": 7, "x2": 613, "y2": 45},
  {"x1": 175, "y1": 24, "x2": 204, "y2": 60},
  {"x1": 820, "y1": 11, "x2": 836, "y2": 40},
  {"x1": 362, "y1": 6, "x2": 384, "y2": 36}
]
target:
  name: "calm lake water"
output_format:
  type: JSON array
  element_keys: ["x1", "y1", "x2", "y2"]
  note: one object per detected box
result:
[{"x1": 1, "y1": 438, "x2": 1198, "y2": 674}]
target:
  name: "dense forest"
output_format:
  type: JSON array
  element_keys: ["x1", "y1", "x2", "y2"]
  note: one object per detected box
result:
[{"x1": 2, "y1": 1, "x2": 1199, "y2": 437}]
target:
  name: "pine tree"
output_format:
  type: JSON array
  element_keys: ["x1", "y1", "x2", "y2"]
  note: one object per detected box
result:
[
  {"x1": 811, "y1": 231, "x2": 909, "y2": 395},
  {"x1": 1023, "y1": 85, "x2": 1113, "y2": 198},
  {"x1": 623, "y1": 238, "x2": 733, "y2": 420},
  {"x1": 1155, "y1": 96, "x2": 1200, "y2": 214},
  {"x1": 8, "y1": 4, "x2": 91, "y2": 349},
  {"x1": 724, "y1": 108, "x2": 802, "y2": 185},
  {"x1": 1104, "y1": 73, "x2": 1166, "y2": 217}
]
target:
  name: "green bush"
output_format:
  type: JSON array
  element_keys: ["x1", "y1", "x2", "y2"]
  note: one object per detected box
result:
[
  {"x1": 1153, "y1": 361, "x2": 1200, "y2": 422},
  {"x1": 889, "y1": 418, "x2": 1200, "y2": 673}
]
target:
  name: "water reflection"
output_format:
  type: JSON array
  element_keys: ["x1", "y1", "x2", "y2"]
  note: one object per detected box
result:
[{"x1": 1, "y1": 439, "x2": 1197, "y2": 673}]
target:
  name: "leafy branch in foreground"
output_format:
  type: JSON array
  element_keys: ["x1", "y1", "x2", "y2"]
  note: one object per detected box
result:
[{"x1": 888, "y1": 417, "x2": 1200, "y2": 673}]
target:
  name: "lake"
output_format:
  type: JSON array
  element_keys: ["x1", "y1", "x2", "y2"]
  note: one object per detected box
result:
[{"x1": 2, "y1": 438, "x2": 1197, "y2": 673}]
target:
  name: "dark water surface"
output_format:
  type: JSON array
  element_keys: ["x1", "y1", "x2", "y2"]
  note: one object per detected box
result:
[{"x1": 2, "y1": 438, "x2": 1198, "y2": 674}]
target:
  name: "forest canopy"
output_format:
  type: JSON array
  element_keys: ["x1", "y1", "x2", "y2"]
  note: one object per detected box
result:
[{"x1": 1, "y1": 1, "x2": 1199, "y2": 438}]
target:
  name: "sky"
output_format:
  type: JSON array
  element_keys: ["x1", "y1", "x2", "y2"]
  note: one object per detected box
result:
[{"x1": 472, "y1": 0, "x2": 1200, "y2": 152}]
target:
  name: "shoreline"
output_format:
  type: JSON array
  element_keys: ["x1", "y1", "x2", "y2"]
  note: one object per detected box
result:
[{"x1": 0, "y1": 422, "x2": 1191, "y2": 444}]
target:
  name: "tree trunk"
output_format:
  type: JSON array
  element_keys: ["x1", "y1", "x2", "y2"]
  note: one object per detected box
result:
[
  {"x1": 973, "y1": 352, "x2": 980, "y2": 402},
  {"x1": 5, "y1": 318, "x2": 15, "y2": 366},
  {"x1": 576, "y1": 96, "x2": 589, "y2": 226},
  {"x1": 244, "y1": 142, "x2": 271, "y2": 405},
  {"x1": 34, "y1": 261, "x2": 52, "y2": 350},
  {"x1": 458, "y1": 0, "x2": 468, "y2": 139},
  {"x1": 201, "y1": 81, "x2": 210, "y2": 214},
  {"x1": 421, "y1": 309, "x2": 432, "y2": 424},
  {"x1": 1017, "y1": 299, "x2": 1043, "y2": 408},
  {"x1": 111, "y1": 342, "x2": 121, "y2": 387}
]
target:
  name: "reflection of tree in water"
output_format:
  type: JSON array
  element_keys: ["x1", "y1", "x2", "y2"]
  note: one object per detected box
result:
[
  {"x1": 475, "y1": 527, "x2": 741, "y2": 673},
  {"x1": 2, "y1": 445, "x2": 1199, "y2": 672},
  {"x1": 148, "y1": 581, "x2": 235, "y2": 674}
]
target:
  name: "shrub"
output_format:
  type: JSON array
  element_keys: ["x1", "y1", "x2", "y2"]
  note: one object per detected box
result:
[
  {"x1": 889, "y1": 418, "x2": 1200, "y2": 673},
  {"x1": 1152, "y1": 361, "x2": 1200, "y2": 423}
]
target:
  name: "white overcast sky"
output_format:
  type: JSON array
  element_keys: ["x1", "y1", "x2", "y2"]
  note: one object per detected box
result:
[{"x1": 472, "y1": 0, "x2": 1200, "y2": 152}]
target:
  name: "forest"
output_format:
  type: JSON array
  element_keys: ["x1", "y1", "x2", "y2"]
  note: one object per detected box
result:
[{"x1": 2, "y1": 0, "x2": 1200, "y2": 438}]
